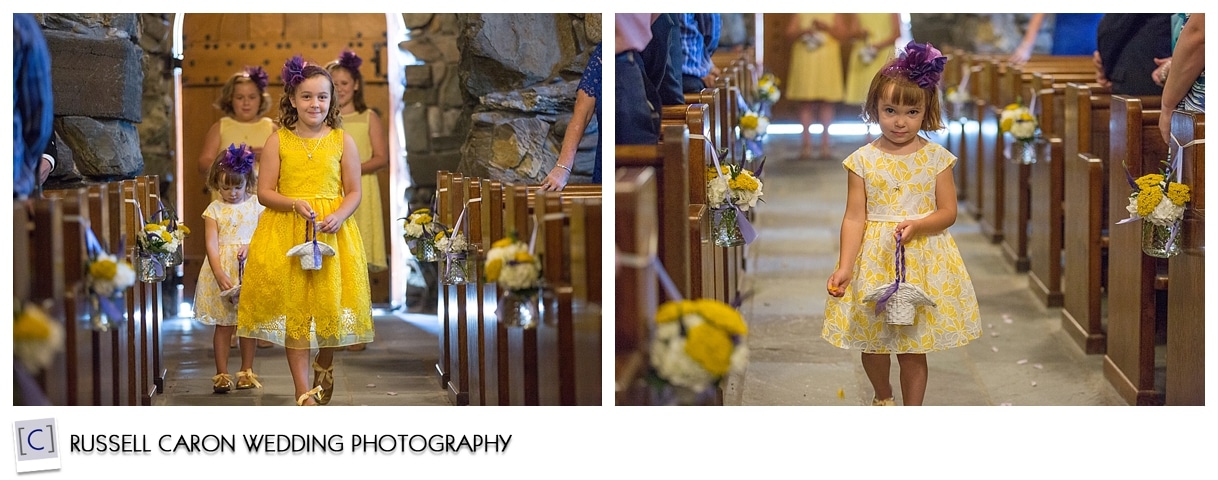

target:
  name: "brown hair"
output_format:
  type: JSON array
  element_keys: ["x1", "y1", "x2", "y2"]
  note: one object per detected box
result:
[
  {"x1": 277, "y1": 64, "x2": 343, "y2": 130},
  {"x1": 861, "y1": 69, "x2": 945, "y2": 132},
  {"x1": 214, "y1": 72, "x2": 272, "y2": 117},
  {"x1": 206, "y1": 150, "x2": 258, "y2": 192},
  {"x1": 325, "y1": 60, "x2": 367, "y2": 113}
]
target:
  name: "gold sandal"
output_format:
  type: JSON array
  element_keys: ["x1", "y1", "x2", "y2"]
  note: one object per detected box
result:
[
  {"x1": 312, "y1": 358, "x2": 335, "y2": 405},
  {"x1": 235, "y1": 369, "x2": 262, "y2": 389},
  {"x1": 212, "y1": 373, "x2": 234, "y2": 394},
  {"x1": 871, "y1": 397, "x2": 897, "y2": 406},
  {"x1": 296, "y1": 386, "x2": 323, "y2": 406}
]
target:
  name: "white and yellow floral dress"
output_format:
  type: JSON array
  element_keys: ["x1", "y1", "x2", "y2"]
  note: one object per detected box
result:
[
  {"x1": 823, "y1": 141, "x2": 981, "y2": 353},
  {"x1": 194, "y1": 195, "x2": 264, "y2": 326}
]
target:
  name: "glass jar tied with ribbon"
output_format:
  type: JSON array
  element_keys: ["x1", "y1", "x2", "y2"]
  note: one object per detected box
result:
[
  {"x1": 438, "y1": 200, "x2": 475, "y2": 286},
  {"x1": 83, "y1": 225, "x2": 135, "y2": 331},
  {"x1": 485, "y1": 227, "x2": 543, "y2": 329},
  {"x1": 1117, "y1": 138, "x2": 1194, "y2": 258},
  {"x1": 705, "y1": 147, "x2": 762, "y2": 247},
  {"x1": 401, "y1": 207, "x2": 444, "y2": 262}
]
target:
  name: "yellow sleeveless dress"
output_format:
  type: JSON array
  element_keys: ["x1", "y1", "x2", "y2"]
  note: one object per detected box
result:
[
  {"x1": 822, "y1": 142, "x2": 981, "y2": 353},
  {"x1": 785, "y1": 13, "x2": 844, "y2": 102},
  {"x1": 342, "y1": 109, "x2": 387, "y2": 272},
  {"x1": 843, "y1": 13, "x2": 898, "y2": 106},
  {"x1": 218, "y1": 117, "x2": 275, "y2": 152},
  {"x1": 237, "y1": 128, "x2": 374, "y2": 349}
]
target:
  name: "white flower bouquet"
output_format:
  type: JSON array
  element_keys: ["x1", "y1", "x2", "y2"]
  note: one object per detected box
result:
[{"x1": 649, "y1": 299, "x2": 749, "y2": 392}]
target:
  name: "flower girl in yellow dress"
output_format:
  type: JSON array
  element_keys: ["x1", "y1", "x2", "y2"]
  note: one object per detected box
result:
[{"x1": 237, "y1": 55, "x2": 374, "y2": 406}]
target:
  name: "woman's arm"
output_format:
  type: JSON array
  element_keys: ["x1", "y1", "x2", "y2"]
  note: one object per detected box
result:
[
  {"x1": 1159, "y1": 13, "x2": 1205, "y2": 144},
  {"x1": 876, "y1": 14, "x2": 902, "y2": 49},
  {"x1": 318, "y1": 133, "x2": 363, "y2": 234},
  {"x1": 197, "y1": 121, "x2": 221, "y2": 176},
  {"x1": 1009, "y1": 13, "x2": 1047, "y2": 65},
  {"x1": 541, "y1": 89, "x2": 596, "y2": 191},
  {"x1": 360, "y1": 109, "x2": 389, "y2": 175}
]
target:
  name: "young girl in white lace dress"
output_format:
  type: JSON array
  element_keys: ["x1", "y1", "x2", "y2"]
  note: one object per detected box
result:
[
  {"x1": 195, "y1": 144, "x2": 265, "y2": 393},
  {"x1": 823, "y1": 41, "x2": 982, "y2": 406}
]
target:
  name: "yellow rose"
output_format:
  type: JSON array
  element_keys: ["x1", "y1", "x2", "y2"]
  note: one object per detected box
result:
[
  {"x1": 513, "y1": 251, "x2": 535, "y2": 263},
  {"x1": 656, "y1": 300, "x2": 693, "y2": 324},
  {"x1": 178, "y1": 224, "x2": 191, "y2": 235},
  {"x1": 691, "y1": 299, "x2": 748, "y2": 336},
  {"x1": 492, "y1": 237, "x2": 514, "y2": 249}
]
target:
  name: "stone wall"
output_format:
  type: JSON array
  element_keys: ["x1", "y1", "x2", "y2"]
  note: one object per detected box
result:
[
  {"x1": 398, "y1": 13, "x2": 600, "y2": 189},
  {"x1": 38, "y1": 13, "x2": 177, "y2": 205}
]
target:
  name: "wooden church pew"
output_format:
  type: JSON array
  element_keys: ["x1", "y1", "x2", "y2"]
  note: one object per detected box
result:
[{"x1": 1165, "y1": 110, "x2": 1204, "y2": 406}]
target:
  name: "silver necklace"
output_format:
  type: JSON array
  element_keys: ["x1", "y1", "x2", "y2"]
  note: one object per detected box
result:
[{"x1": 298, "y1": 132, "x2": 323, "y2": 159}]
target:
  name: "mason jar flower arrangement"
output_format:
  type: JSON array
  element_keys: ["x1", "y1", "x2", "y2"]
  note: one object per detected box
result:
[
  {"x1": 136, "y1": 218, "x2": 181, "y2": 282},
  {"x1": 401, "y1": 208, "x2": 443, "y2": 262},
  {"x1": 85, "y1": 248, "x2": 136, "y2": 332},
  {"x1": 755, "y1": 72, "x2": 781, "y2": 116},
  {"x1": 706, "y1": 162, "x2": 763, "y2": 247},
  {"x1": 485, "y1": 233, "x2": 543, "y2": 328},
  {"x1": 1000, "y1": 100, "x2": 1039, "y2": 164},
  {"x1": 1120, "y1": 162, "x2": 1192, "y2": 258},
  {"x1": 647, "y1": 299, "x2": 749, "y2": 405},
  {"x1": 437, "y1": 228, "x2": 473, "y2": 285}
]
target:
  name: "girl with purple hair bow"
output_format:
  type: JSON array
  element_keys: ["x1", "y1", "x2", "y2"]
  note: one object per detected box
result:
[
  {"x1": 196, "y1": 142, "x2": 266, "y2": 394},
  {"x1": 238, "y1": 54, "x2": 374, "y2": 406},
  {"x1": 822, "y1": 40, "x2": 981, "y2": 406}
]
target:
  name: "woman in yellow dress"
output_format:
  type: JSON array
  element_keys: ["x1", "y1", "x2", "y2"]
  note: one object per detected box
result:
[
  {"x1": 843, "y1": 14, "x2": 902, "y2": 140},
  {"x1": 326, "y1": 50, "x2": 388, "y2": 352},
  {"x1": 785, "y1": 13, "x2": 849, "y2": 160},
  {"x1": 237, "y1": 56, "x2": 374, "y2": 406}
]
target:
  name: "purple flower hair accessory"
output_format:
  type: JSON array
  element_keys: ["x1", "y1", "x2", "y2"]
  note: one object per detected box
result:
[
  {"x1": 281, "y1": 55, "x2": 307, "y2": 88},
  {"x1": 243, "y1": 66, "x2": 269, "y2": 90},
  {"x1": 338, "y1": 49, "x2": 362, "y2": 72},
  {"x1": 883, "y1": 41, "x2": 947, "y2": 89},
  {"x1": 222, "y1": 143, "x2": 255, "y2": 175}
]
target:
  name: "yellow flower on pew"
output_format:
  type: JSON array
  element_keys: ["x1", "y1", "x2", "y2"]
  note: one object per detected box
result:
[
  {"x1": 1126, "y1": 170, "x2": 1191, "y2": 226},
  {"x1": 757, "y1": 72, "x2": 781, "y2": 104},
  {"x1": 138, "y1": 221, "x2": 179, "y2": 255},
  {"x1": 999, "y1": 100, "x2": 1037, "y2": 142},
  {"x1": 649, "y1": 299, "x2": 749, "y2": 391},
  {"x1": 87, "y1": 252, "x2": 135, "y2": 297},
  {"x1": 485, "y1": 232, "x2": 540, "y2": 292},
  {"x1": 400, "y1": 208, "x2": 440, "y2": 241},
  {"x1": 706, "y1": 162, "x2": 764, "y2": 212},
  {"x1": 13, "y1": 299, "x2": 64, "y2": 374},
  {"x1": 739, "y1": 111, "x2": 769, "y2": 141}
]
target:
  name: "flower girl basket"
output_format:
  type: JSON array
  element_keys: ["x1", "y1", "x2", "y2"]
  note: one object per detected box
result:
[
  {"x1": 862, "y1": 233, "x2": 936, "y2": 326},
  {"x1": 286, "y1": 216, "x2": 335, "y2": 270}
]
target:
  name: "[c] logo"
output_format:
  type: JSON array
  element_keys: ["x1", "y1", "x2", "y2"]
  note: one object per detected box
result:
[{"x1": 12, "y1": 418, "x2": 61, "y2": 473}]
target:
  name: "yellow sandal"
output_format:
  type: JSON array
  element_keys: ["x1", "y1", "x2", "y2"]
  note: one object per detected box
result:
[
  {"x1": 212, "y1": 373, "x2": 234, "y2": 394},
  {"x1": 296, "y1": 386, "x2": 323, "y2": 406},
  {"x1": 235, "y1": 369, "x2": 262, "y2": 389},
  {"x1": 312, "y1": 358, "x2": 334, "y2": 405}
]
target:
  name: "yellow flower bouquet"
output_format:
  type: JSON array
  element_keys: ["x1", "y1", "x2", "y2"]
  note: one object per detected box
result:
[
  {"x1": 706, "y1": 162, "x2": 763, "y2": 247},
  {"x1": 485, "y1": 232, "x2": 543, "y2": 328},
  {"x1": 739, "y1": 111, "x2": 770, "y2": 141},
  {"x1": 649, "y1": 299, "x2": 749, "y2": 397},
  {"x1": 756, "y1": 72, "x2": 781, "y2": 105},
  {"x1": 14, "y1": 299, "x2": 64, "y2": 374},
  {"x1": 1000, "y1": 100, "x2": 1039, "y2": 164},
  {"x1": 1120, "y1": 161, "x2": 1192, "y2": 258},
  {"x1": 400, "y1": 208, "x2": 444, "y2": 261}
]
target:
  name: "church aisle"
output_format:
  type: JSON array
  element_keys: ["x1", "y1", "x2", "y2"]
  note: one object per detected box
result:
[
  {"x1": 154, "y1": 312, "x2": 451, "y2": 406},
  {"x1": 722, "y1": 132, "x2": 1124, "y2": 406}
]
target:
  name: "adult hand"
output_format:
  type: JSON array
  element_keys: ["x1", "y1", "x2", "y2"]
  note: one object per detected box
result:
[
  {"x1": 1008, "y1": 43, "x2": 1033, "y2": 65},
  {"x1": 37, "y1": 154, "x2": 54, "y2": 185},
  {"x1": 1093, "y1": 51, "x2": 1112, "y2": 88},
  {"x1": 1152, "y1": 57, "x2": 1172, "y2": 87},
  {"x1": 1159, "y1": 109, "x2": 1173, "y2": 147},
  {"x1": 540, "y1": 164, "x2": 571, "y2": 191}
]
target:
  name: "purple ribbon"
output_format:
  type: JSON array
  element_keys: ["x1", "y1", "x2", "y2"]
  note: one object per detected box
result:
[
  {"x1": 873, "y1": 232, "x2": 907, "y2": 315},
  {"x1": 304, "y1": 213, "x2": 320, "y2": 267},
  {"x1": 85, "y1": 226, "x2": 125, "y2": 321}
]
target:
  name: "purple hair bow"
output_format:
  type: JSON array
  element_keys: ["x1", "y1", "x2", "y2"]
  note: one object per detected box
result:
[
  {"x1": 883, "y1": 41, "x2": 946, "y2": 89},
  {"x1": 281, "y1": 55, "x2": 307, "y2": 88},
  {"x1": 222, "y1": 143, "x2": 255, "y2": 175},
  {"x1": 244, "y1": 65, "x2": 269, "y2": 90},
  {"x1": 338, "y1": 49, "x2": 362, "y2": 72}
]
